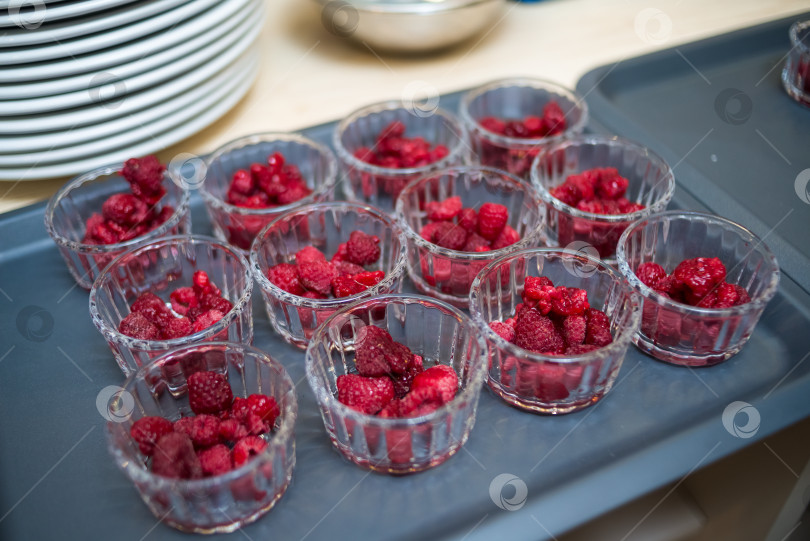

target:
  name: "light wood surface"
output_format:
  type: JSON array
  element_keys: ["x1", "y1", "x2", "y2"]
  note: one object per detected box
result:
[{"x1": 2, "y1": 0, "x2": 807, "y2": 214}]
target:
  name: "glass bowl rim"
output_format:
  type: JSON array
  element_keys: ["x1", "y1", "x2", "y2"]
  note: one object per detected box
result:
[{"x1": 789, "y1": 19, "x2": 810, "y2": 54}]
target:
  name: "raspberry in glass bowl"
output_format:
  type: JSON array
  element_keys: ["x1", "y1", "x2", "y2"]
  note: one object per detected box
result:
[
  {"x1": 333, "y1": 100, "x2": 468, "y2": 211},
  {"x1": 469, "y1": 248, "x2": 640, "y2": 414},
  {"x1": 89, "y1": 235, "x2": 254, "y2": 375},
  {"x1": 531, "y1": 135, "x2": 675, "y2": 260},
  {"x1": 45, "y1": 157, "x2": 191, "y2": 289},
  {"x1": 250, "y1": 201, "x2": 407, "y2": 349},
  {"x1": 305, "y1": 294, "x2": 488, "y2": 474},
  {"x1": 395, "y1": 165, "x2": 545, "y2": 308},
  {"x1": 200, "y1": 132, "x2": 339, "y2": 250},
  {"x1": 105, "y1": 342, "x2": 296, "y2": 534},
  {"x1": 616, "y1": 211, "x2": 780, "y2": 367},
  {"x1": 459, "y1": 78, "x2": 588, "y2": 179}
]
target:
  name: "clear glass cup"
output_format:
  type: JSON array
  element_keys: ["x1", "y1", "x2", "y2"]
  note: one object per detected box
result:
[
  {"x1": 395, "y1": 165, "x2": 546, "y2": 308},
  {"x1": 469, "y1": 248, "x2": 641, "y2": 414},
  {"x1": 44, "y1": 162, "x2": 191, "y2": 289},
  {"x1": 459, "y1": 77, "x2": 588, "y2": 179},
  {"x1": 305, "y1": 294, "x2": 488, "y2": 474},
  {"x1": 333, "y1": 100, "x2": 468, "y2": 211},
  {"x1": 250, "y1": 201, "x2": 407, "y2": 349},
  {"x1": 89, "y1": 235, "x2": 254, "y2": 375},
  {"x1": 530, "y1": 135, "x2": 675, "y2": 261},
  {"x1": 616, "y1": 211, "x2": 780, "y2": 367},
  {"x1": 105, "y1": 342, "x2": 297, "y2": 534},
  {"x1": 783, "y1": 19, "x2": 810, "y2": 107},
  {"x1": 200, "y1": 132, "x2": 339, "y2": 251}
]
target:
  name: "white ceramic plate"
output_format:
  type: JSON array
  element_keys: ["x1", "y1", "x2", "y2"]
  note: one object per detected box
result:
[
  {"x1": 0, "y1": 0, "x2": 220, "y2": 65},
  {"x1": 0, "y1": 0, "x2": 254, "y2": 98},
  {"x1": 0, "y1": 50, "x2": 260, "y2": 180},
  {"x1": 0, "y1": 0, "x2": 138, "y2": 28},
  {"x1": 0, "y1": 15, "x2": 261, "y2": 153},
  {"x1": 0, "y1": 0, "x2": 250, "y2": 82},
  {"x1": 0, "y1": 5, "x2": 258, "y2": 117},
  {"x1": 0, "y1": 0, "x2": 188, "y2": 48}
]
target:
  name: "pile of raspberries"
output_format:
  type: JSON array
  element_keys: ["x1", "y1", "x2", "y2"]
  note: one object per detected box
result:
[
  {"x1": 225, "y1": 152, "x2": 312, "y2": 209},
  {"x1": 637, "y1": 257, "x2": 751, "y2": 308},
  {"x1": 418, "y1": 196, "x2": 520, "y2": 251}
]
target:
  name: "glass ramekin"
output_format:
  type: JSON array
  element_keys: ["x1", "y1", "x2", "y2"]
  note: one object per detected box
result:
[
  {"x1": 530, "y1": 135, "x2": 675, "y2": 260},
  {"x1": 395, "y1": 165, "x2": 546, "y2": 308},
  {"x1": 105, "y1": 342, "x2": 296, "y2": 534},
  {"x1": 89, "y1": 235, "x2": 254, "y2": 375},
  {"x1": 616, "y1": 211, "x2": 780, "y2": 367},
  {"x1": 200, "y1": 132, "x2": 339, "y2": 251},
  {"x1": 305, "y1": 294, "x2": 488, "y2": 475},
  {"x1": 333, "y1": 100, "x2": 468, "y2": 211},
  {"x1": 459, "y1": 77, "x2": 588, "y2": 179},
  {"x1": 782, "y1": 19, "x2": 810, "y2": 107},
  {"x1": 44, "y1": 162, "x2": 191, "y2": 289},
  {"x1": 250, "y1": 201, "x2": 407, "y2": 349},
  {"x1": 469, "y1": 248, "x2": 641, "y2": 414}
]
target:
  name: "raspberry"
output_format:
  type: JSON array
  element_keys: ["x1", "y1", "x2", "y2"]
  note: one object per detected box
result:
[
  {"x1": 384, "y1": 339, "x2": 415, "y2": 376},
  {"x1": 229, "y1": 169, "x2": 254, "y2": 195},
  {"x1": 560, "y1": 315, "x2": 587, "y2": 346},
  {"x1": 334, "y1": 260, "x2": 365, "y2": 276},
  {"x1": 463, "y1": 232, "x2": 490, "y2": 252},
  {"x1": 419, "y1": 221, "x2": 443, "y2": 242},
  {"x1": 330, "y1": 242, "x2": 351, "y2": 263},
  {"x1": 637, "y1": 262, "x2": 668, "y2": 289},
  {"x1": 411, "y1": 365, "x2": 458, "y2": 404},
  {"x1": 189, "y1": 414, "x2": 221, "y2": 448},
  {"x1": 173, "y1": 417, "x2": 194, "y2": 438},
  {"x1": 102, "y1": 193, "x2": 148, "y2": 226},
  {"x1": 378, "y1": 399, "x2": 402, "y2": 418},
  {"x1": 121, "y1": 155, "x2": 166, "y2": 205},
  {"x1": 130, "y1": 416, "x2": 173, "y2": 456},
  {"x1": 352, "y1": 270, "x2": 385, "y2": 287},
  {"x1": 698, "y1": 282, "x2": 751, "y2": 308},
  {"x1": 161, "y1": 317, "x2": 192, "y2": 339},
  {"x1": 391, "y1": 354, "x2": 424, "y2": 399},
  {"x1": 187, "y1": 371, "x2": 233, "y2": 415},
  {"x1": 550, "y1": 184, "x2": 581, "y2": 207},
  {"x1": 585, "y1": 308, "x2": 613, "y2": 347},
  {"x1": 541, "y1": 101, "x2": 567, "y2": 135},
  {"x1": 354, "y1": 325, "x2": 394, "y2": 376},
  {"x1": 198, "y1": 444, "x2": 233, "y2": 476},
  {"x1": 514, "y1": 308, "x2": 565, "y2": 354},
  {"x1": 246, "y1": 394, "x2": 280, "y2": 426},
  {"x1": 119, "y1": 312, "x2": 160, "y2": 340},
  {"x1": 191, "y1": 309, "x2": 225, "y2": 333},
  {"x1": 336, "y1": 374, "x2": 395, "y2": 415},
  {"x1": 243, "y1": 412, "x2": 270, "y2": 436},
  {"x1": 295, "y1": 246, "x2": 326, "y2": 265},
  {"x1": 458, "y1": 208, "x2": 477, "y2": 231},
  {"x1": 672, "y1": 257, "x2": 727, "y2": 305},
  {"x1": 491, "y1": 225, "x2": 520, "y2": 250},
  {"x1": 276, "y1": 183, "x2": 312, "y2": 205},
  {"x1": 232, "y1": 436, "x2": 268, "y2": 468},
  {"x1": 131, "y1": 292, "x2": 173, "y2": 329},
  {"x1": 346, "y1": 231, "x2": 381, "y2": 266},
  {"x1": 565, "y1": 172, "x2": 596, "y2": 202},
  {"x1": 169, "y1": 286, "x2": 197, "y2": 315},
  {"x1": 192, "y1": 270, "x2": 221, "y2": 298},
  {"x1": 298, "y1": 260, "x2": 338, "y2": 296},
  {"x1": 594, "y1": 168, "x2": 629, "y2": 200},
  {"x1": 489, "y1": 321, "x2": 516, "y2": 342},
  {"x1": 331, "y1": 275, "x2": 367, "y2": 298},
  {"x1": 565, "y1": 343, "x2": 600, "y2": 355},
  {"x1": 550, "y1": 167, "x2": 641, "y2": 216},
  {"x1": 397, "y1": 386, "x2": 445, "y2": 418},
  {"x1": 200, "y1": 294, "x2": 233, "y2": 314},
  {"x1": 229, "y1": 396, "x2": 250, "y2": 423},
  {"x1": 535, "y1": 364, "x2": 570, "y2": 402},
  {"x1": 431, "y1": 221, "x2": 467, "y2": 250},
  {"x1": 267, "y1": 263, "x2": 305, "y2": 295},
  {"x1": 425, "y1": 196, "x2": 462, "y2": 221},
  {"x1": 219, "y1": 418, "x2": 249, "y2": 443},
  {"x1": 151, "y1": 432, "x2": 203, "y2": 480},
  {"x1": 550, "y1": 286, "x2": 589, "y2": 316},
  {"x1": 476, "y1": 202, "x2": 509, "y2": 241}
]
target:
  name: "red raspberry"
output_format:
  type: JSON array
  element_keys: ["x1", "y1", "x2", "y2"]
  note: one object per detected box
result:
[
  {"x1": 298, "y1": 260, "x2": 338, "y2": 296},
  {"x1": 247, "y1": 394, "x2": 280, "y2": 426},
  {"x1": 192, "y1": 270, "x2": 220, "y2": 298},
  {"x1": 550, "y1": 184, "x2": 581, "y2": 207},
  {"x1": 541, "y1": 101, "x2": 567, "y2": 135},
  {"x1": 383, "y1": 340, "x2": 415, "y2": 376},
  {"x1": 295, "y1": 246, "x2": 326, "y2": 265},
  {"x1": 334, "y1": 260, "x2": 365, "y2": 276},
  {"x1": 331, "y1": 275, "x2": 367, "y2": 298},
  {"x1": 672, "y1": 257, "x2": 727, "y2": 305},
  {"x1": 219, "y1": 418, "x2": 249, "y2": 443},
  {"x1": 522, "y1": 279, "x2": 556, "y2": 316},
  {"x1": 489, "y1": 321, "x2": 516, "y2": 343},
  {"x1": 102, "y1": 193, "x2": 148, "y2": 226},
  {"x1": 189, "y1": 414, "x2": 221, "y2": 448},
  {"x1": 391, "y1": 354, "x2": 424, "y2": 399},
  {"x1": 119, "y1": 312, "x2": 160, "y2": 340},
  {"x1": 698, "y1": 282, "x2": 751, "y2": 308},
  {"x1": 243, "y1": 412, "x2": 270, "y2": 436},
  {"x1": 200, "y1": 294, "x2": 233, "y2": 314},
  {"x1": 565, "y1": 173, "x2": 596, "y2": 202},
  {"x1": 191, "y1": 309, "x2": 225, "y2": 333},
  {"x1": 267, "y1": 262, "x2": 305, "y2": 295},
  {"x1": 565, "y1": 343, "x2": 600, "y2": 355},
  {"x1": 353, "y1": 270, "x2": 385, "y2": 287},
  {"x1": 463, "y1": 232, "x2": 490, "y2": 252},
  {"x1": 535, "y1": 363, "x2": 569, "y2": 402},
  {"x1": 130, "y1": 416, "x2": 173, "y2": 456},
  {"x1": 229, "y1": 396, "x2": 250, "y2": 423},
  {"x1": 169, "y1": 286, "x2": 197, "y2": 315},
  {"x1": 330, "y1": 242, "x2": 351, "y2": 263},
  {"x1": 560, "y1": 315, "x2": 587, "y2": 346},
  {"x1": 151, "y1": 432, "x2": 203, "y2": 480},
  {"x1": 514, "y1": 308, "x2": 565, "y2": 354},
  {"x1": 419, "y1": 221, "x2": 443, "y2": 242},
  {"x1": 354, "y1": 325, "x2": 394, "y2": 376},
  {"x1": 229, "y1": 169, "x2": 254, "y2": 196},
  {"x1": 397, "y1": 386, "x2": 445, "y2": 418},
  {"x1": 346, "y1": 231, "x2": 381, "y2": 266},
  {"x1": 187, "y1": 371, "x2": 233, "y2": 415},
  {"x1": 161, "y1": 317, "x2": 192, "y2": 339},
  {"x1": 276, "y1": 182, "x2": 312, "y2": 205},
  {"x1": 131, "y1": 292, "x2": 174, "y2": 329},
  {"x1": 425, "y1": 196, "x2": 462, "y2": 221},
  {"x1": 232, "y1": 436, "x2": 268, "y2": 468},
  {"x1": 121, "y1": 155, "x2": 166, "y2": 205},
  {"x1": 198, "y1": 444, "x2": 233, "y2": 476},
  {"x1": 550, "y1": 286, "x2": 589, "y2": 316},
  {"x1": 576, "y1": 200, "x2": 605, "y2": 214},
  {"x1": 594, "y1": 168, "x2": 629, "y2": 200},
  {"x1": 617, "y1": 198, "x2": 646, "y2": 213},
  {"x1": 173, "y1": 417, "x2": 194, "y2": 438},
  {"x1": 378, "y1": 398, "x2": 403, "y2": 418},
  {"x1": 585, "y1": 308, "x2": 613, "y2": 347},
  {"x1": 431, "y1": 221, "x2": 467, "y2": 250},
  {"x1": 411, "y1": 365, "x2": 458, "y2": 404},
  {"x1": 491, "y1": 225, "x2": 520, "y2": 250},
  {"x1": 476, "y1": 202, "x2": 509, "y2": 241},
  {"x1": 637, "y1": 262, "x2": 668, "y2": 289},
  {"x1": 458, "y1": 208, "x2": 478, "y2": 231},
  {"x1": 336, "y1": 374, "x2": 395, "y2": 415}
]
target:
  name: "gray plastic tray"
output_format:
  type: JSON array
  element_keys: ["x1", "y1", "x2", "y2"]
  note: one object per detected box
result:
[{"x1": 2, "y1": 17, "x2": 810, "y2": 540}]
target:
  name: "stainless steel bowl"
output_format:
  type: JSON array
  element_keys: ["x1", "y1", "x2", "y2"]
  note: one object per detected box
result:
[{"x1": 311, "y1": 0, "x2": 507, "y2": 54}]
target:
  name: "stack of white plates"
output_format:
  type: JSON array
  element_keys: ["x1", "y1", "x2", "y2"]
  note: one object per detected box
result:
[{"x1": 0, "y1": 0, "x2": 265, "y2": 181}]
